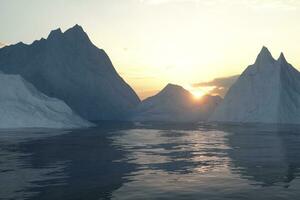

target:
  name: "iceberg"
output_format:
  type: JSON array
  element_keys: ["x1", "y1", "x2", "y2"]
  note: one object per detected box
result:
[
  {"x1": 211, "y1": 47, "x2": 300, "y2": 124},
  {"x1": 131, "y1": 84, "x2": 222, "y2": 122},
  {"x1": 0, "y1": 72, "x2": 92, "y2": 129},
  {"x1": 0, "y1": 25, "x2": 140, "y2": 120}
]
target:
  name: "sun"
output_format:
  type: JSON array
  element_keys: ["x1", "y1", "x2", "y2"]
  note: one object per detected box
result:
[
  {"x1": 191, "y1": 90, "x2": 205, "y2": 99},
  {"x1": 184, "y1": 84, "x2": 214, "y2": 100},
  {"x1": 183, "y1": 85, "x2": 206, "y2": 99}
]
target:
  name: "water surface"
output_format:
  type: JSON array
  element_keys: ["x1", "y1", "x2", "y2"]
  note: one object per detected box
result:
[{"x1": 1, "y1": 122, "x2": 300, "y2": 200}]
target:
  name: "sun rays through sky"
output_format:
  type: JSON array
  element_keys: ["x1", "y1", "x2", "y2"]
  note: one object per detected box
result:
[{"x1": 1, "y1": 0, "x2": 300, "y2": 99}]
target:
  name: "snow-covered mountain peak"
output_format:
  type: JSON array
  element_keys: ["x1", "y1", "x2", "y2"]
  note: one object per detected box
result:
[
  {"x1": 73, "y1": 24, "x2": 83, "y2": 30},
  {"x1": 47, "y1": 28, "x2": 63, "y2": 40},
  {"x1": 278, "y1": 52, "x2": 288, "y2": 64},
  {"x1": 159, "y1": 83, "x2": 191, "y2": 98},
  {"x1": 64, "y1": 24, "x2": 90, "y2": 41},
  {"x1": 0, "y1": 25, "x2": 140, "y2": 120},
  {"x1": 65, "y1": 24, "x2": 85, "y2": 34},
  {"x1": 260, "y1": 46, "x2": 272, "y2": 56},
  {"x1": 164, "y1": 83, "x2": 184, "y2": 91},
  {"x1": 211, "y1": 47, "x2": 300, "y2": 124},
  {"x1": 255, "y1": 46, "x2": 275, "y2": 65},
  {"x1": 46, "y1": 25, "x2": 90, "y2": 43}
]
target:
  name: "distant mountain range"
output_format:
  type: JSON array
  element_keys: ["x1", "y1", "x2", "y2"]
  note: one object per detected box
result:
[{"x1": 1, "y1": 25, "x2": 300, "y2": 127}]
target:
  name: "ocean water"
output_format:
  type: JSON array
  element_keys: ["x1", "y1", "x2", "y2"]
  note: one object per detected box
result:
[{"x1": 1, "y1": 122, "x2": 300, "y2": 200}]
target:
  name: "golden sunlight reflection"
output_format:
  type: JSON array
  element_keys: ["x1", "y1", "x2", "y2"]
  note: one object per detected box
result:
[{"x1": 110, "y1": 128, "x2": 232, "y2": 197}]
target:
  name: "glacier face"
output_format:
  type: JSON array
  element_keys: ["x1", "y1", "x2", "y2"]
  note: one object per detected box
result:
[
  {"x1": 131, "y1": 84, "x2": 222, "y2": 122},
  {"x1": 0, "y1": 72, "x2": 92, "y2": 129},
  {"x1": 211, "y1": 47, "x2": 300, "y2": 124},
  {"x1": 0, "y1": 25, "x2": 140, "y2": 120}
]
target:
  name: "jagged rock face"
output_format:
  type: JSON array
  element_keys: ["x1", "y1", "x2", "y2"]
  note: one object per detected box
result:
[
  {"x1": 0, "y1": 72, "x2": 92, "y2": 129},
  {"x1": 211, "y1": 47, "x2": 300, "y2": 124},
  {"x1": 131, "y1": 84, "x2": 222, "y2": 122},
  {"x1": 0, "y1": 25, "x2": 140, "y2": 120}
]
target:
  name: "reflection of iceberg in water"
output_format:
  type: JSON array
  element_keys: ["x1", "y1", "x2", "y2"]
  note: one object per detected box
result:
[
  {"x1": 0, "y1": 129, "x2": 70, "y2": 200},
  {"x1": 222, "y1": 124, "x2": 300, "y2": 187},
  {"x1": 0, "y1": 124, "x2": 137, "y2": 200},
  {"x1": 2, "y1": 123, "x2": 300, "y2": 199},
  {"x1": 110, "y1": 123, "x2": 300, "y2": 199}
]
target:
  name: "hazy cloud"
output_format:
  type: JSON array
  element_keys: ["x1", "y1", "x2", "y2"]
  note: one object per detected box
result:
[{"x1": 193, "y1": 75, "x2": 239, "y2": 97}]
